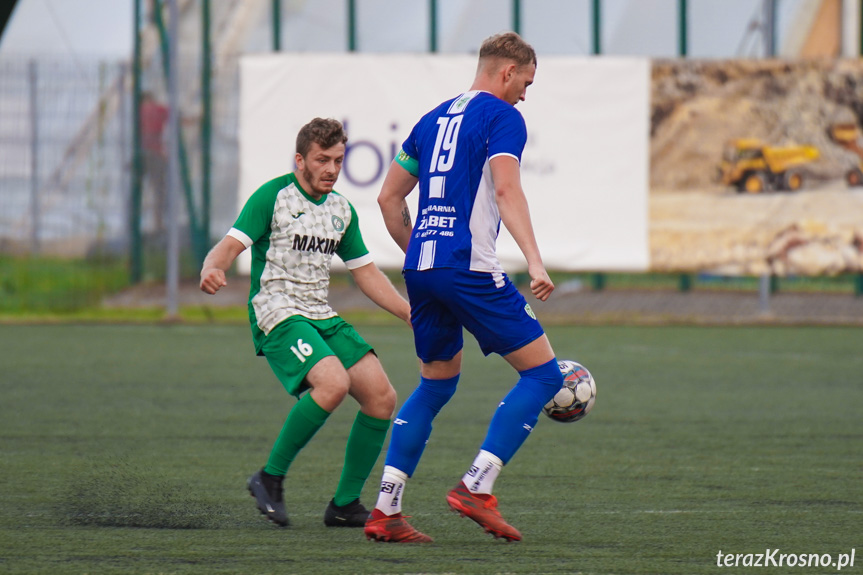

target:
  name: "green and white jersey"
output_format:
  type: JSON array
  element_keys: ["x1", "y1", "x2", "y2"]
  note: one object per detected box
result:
[{"x1": 227, "y1": 173, "x2": 372, "y2": 350}]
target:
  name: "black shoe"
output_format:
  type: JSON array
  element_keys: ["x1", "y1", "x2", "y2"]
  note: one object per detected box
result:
[
  {"x1": 324, "y1": 498, "x2": 370, "y2": 527},
  {"x1": 247, "y1": 469, "x2": 289, "y2": 527}
]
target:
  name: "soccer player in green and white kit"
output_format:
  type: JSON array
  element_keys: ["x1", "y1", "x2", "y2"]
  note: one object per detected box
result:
[{"x1": 200, "y1": 118, "x2": 411, "y2": 528}]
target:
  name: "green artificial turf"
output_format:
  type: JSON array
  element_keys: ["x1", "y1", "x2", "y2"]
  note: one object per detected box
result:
[{"x1": 1, "y1": 324, "x2": 860, "y2": 574}]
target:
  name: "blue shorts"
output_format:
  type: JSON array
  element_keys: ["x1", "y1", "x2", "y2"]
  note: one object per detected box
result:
[{"x1": 404, "y1": 268, "x2": 545, "y2": 362}]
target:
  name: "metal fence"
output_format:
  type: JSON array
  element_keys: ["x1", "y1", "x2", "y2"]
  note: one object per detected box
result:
[
  {"x1": 0, "y1": 53, "x2": 243, "y2": 311},
  {"x1": 1, "y1": 0, "x2": 861, "y2": 315},
  {"x1": 0, "y1": 55, "x2": 241, "y2": 262},
  {"x1": 0, "y1": 57, "x2": 131, "y2": 256}
]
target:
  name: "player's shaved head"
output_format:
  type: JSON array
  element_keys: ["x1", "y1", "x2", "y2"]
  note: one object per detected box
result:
[
  {"x1": 472, "y1": 32, "x2": 537, "y2": 105},
  {"x1": 478, "y1": 32, "x2": 537, "y2": 70},
  {"x1": 296, "y1": 118, "x2": 348, "y2": 157}
]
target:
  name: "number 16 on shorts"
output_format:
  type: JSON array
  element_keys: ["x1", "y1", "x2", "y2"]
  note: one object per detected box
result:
[{"x1": 291, "y1": 339, "x2": 313, "y2": 363}]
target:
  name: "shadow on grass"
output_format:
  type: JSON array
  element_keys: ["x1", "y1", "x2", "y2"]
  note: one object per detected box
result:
[{"x1": 61, "y1": 457, "x2": 229, "y2": 529}]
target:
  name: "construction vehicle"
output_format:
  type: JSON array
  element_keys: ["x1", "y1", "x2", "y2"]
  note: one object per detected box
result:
[
  {"x1": 719, "y1": 139, "x2": 820, "y2": 193},
  {"x1": 827, "y1": 123, "x2": 863, "y2": 187}
]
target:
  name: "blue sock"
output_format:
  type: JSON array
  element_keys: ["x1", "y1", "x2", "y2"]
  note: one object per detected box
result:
[
  {"x1": 384, "y1": 374, "x2": 459, "y2": 477},
  {"x1": 480, "y1": 358, "x2": 563, "y2": 464}
]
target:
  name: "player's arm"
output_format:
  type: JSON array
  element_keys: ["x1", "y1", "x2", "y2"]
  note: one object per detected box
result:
[
  {"x1": 490, "y1": 155, "x2": 554, "y2": 302},
  {"x1": 199, "y1": 235, "x2": 246, "y2": 294},
  {"x1": 378, "y1": 160, "x2": 418, "y2": 254},
  {"x1": 349, "y1": 262, "x2": 411, "y2": 326}
]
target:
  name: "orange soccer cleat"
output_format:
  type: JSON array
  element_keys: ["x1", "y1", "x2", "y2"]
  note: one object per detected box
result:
[
  {"x1": 445, "y1": 482, "x2": 522, "y2": 542},
  {"x1": 364, "y1": 509, "x2": 434, "y2": 543}
]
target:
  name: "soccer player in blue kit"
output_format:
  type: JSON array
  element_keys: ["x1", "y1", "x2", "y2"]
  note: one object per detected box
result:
[{"x1": 364, "y1": 32, "x2": 564, "y2": 543}]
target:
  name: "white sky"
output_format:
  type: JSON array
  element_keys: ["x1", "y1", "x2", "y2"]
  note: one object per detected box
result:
[
  {"x1": 0, "y1": 0, "x2": 823, "y2": 60},
  {"x1": 1, "y1": 0, "x2": 133, "y2": 58}
]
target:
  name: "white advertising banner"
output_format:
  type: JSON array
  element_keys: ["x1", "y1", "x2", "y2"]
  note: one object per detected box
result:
[{"x1": 238, "y1": 54, "x2": 648, "y2": 273}]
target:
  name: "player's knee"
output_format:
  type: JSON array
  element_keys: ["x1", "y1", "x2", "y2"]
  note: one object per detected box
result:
[
  {"x1": 380, "y1": 382, "x2": 398, "y2": 417},
  {"x1": 517, "y1": 358, "x2": 564, "y2": 404},
  {"x1": 350, "y1": 369, "x2": 398, "y2": 418},
  {"x1": 417, "y1": 374, "x2": 459, "y2": 413},
  {"x1": 370, "y1": 360, "x2": 398, "y2": 413},
  {"x1": 315, "y1": 371, "x2": 351, "y2": 408}
]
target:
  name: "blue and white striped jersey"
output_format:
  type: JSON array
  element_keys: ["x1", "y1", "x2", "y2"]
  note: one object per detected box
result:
[{"x1": 396, "y1": 90, "x2": 527, "y2": 273}]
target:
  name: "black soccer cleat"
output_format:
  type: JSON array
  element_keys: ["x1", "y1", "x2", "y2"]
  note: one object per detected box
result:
[
  {"x1": 247, "y1": 469, "x2": 289, "y2": 527},
  {"x1": 323, "y1": 498, "x2": 371, "y2": 527}
]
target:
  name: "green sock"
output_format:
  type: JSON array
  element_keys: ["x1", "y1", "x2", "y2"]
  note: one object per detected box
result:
[
  {"x1": 333, "y1": 411, "x2": 391, "y2": 507},
  {"x1": 264, "y1": 393, "x2": 330, "y2": 477}
]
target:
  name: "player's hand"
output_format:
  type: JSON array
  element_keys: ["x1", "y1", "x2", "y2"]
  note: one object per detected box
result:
[
  {"x1": 200, "y1": 268, "x2": 227, "y2": 294},
  {"x1": 528, "y1": 263, "x2": 554, "y2": 302}
]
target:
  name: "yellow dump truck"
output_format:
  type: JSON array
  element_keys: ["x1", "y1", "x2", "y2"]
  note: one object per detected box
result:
[
  {"x1": 720, "y1": 139, "x2": 820, "y2": 193},
  {"x1": 828, "y1": 123, "x2": 863, "y2": 187}
]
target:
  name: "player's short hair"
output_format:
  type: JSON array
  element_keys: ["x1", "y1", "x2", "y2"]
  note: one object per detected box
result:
[
  {"x1": 296, "y1": 118, "x2": 348, "y2": 157},
  {"x1": 479, "y1": 32, "x2": 537, "y2": 68}
]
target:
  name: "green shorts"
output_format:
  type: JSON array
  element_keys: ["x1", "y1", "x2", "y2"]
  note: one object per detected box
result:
[{"x1": 260, "y1": 316, "x2": 373, "y2": 397}]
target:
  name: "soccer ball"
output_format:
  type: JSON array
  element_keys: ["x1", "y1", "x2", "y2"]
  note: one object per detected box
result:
[{"x1": 542, "y1": 360, "x2": 597, "y2": 423}]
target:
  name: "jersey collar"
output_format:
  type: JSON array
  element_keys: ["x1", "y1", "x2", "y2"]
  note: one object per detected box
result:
[{"x1": 288, "y1": 172, "x2": 330, "y2": 205}]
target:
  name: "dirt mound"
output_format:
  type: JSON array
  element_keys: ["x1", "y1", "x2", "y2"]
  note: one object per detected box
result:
[{"x1": 650, "y1": 59, "x2": 863, "y2": 191}]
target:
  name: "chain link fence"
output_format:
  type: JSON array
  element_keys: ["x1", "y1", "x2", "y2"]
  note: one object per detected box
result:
[
  {"x1": 0, "y1": 54, "x2": 242, "y2": 311},
  {"x1": 0, "y1": 57, "x2": 130, "y2": 256},
  {"x1": 0, "y1": 53, "x2": 860, "y2": 317}
]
